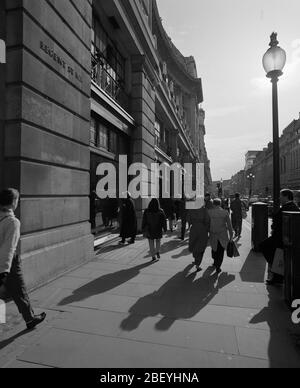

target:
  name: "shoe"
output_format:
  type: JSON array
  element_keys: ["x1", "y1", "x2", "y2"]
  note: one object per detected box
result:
[
  {"x1": 157, "y1": 253, "x2": 161, "y2": 259},
  {"x1": 119, "y1": 240, "x2": 126, "y2": 245},
  {"x1": 215, "y1": 268, "x2": 222, "y2": 274},
  {"x1": 129, "y1": 240, "x2": 135, "y2": 245},
  {"x1": 26, "y1": 312, "x2": 47, "y2": 330},
  {"x1": 196, "y1": 267, "x2": 202, "y2": 272},
  {"x1": 152, "y1": 257, "x2": 157, "y2": 262}
]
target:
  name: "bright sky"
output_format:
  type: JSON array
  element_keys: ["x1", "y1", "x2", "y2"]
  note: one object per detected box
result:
[{"x1": 156, "y1": 0, "x2": 300, "y2": 181}]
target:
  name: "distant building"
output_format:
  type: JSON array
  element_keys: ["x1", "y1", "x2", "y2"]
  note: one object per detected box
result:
[
  {"x1": 245, "y1": 151, "x2": 261, "y2": 171},
  {"x1": 230, "y1": 115, "x2": 300, "y2": 198}
]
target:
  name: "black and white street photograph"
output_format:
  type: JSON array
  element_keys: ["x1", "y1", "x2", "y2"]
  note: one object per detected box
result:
[{"x1": 0, "y1": 0, "x2": 300, "y2": 372}]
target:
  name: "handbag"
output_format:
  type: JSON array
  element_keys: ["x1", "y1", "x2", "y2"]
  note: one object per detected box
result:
[
  {"x1": 271, "y1": 248, "x2": 284, "y2": 276},
  {"x1": 233, "y1": 242, "x2": 240, "y2": 257},
  {"x1": 227, "y1": 241, "x2": 240, "y2": 258},
  {"x1": 227, "y1": 241, "x2": 234, "y2": 258}
]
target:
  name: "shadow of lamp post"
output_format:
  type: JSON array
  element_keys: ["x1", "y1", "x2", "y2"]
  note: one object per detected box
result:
[{"x1": 262, "y1": 32, "x2": 286, "y2": 214}]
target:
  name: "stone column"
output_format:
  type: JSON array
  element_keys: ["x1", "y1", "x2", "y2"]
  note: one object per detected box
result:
[
  {"x1": 130, "y1": 55, "x2": 156, "y2": 230},
  {"x1": 3, "y1": 0, "x2": 94, "y2": 288}
]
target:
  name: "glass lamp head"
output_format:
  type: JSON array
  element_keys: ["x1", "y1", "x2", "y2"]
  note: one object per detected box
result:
[{"x1": 263, "y1": 33, "x2": 286, "y2": 78}]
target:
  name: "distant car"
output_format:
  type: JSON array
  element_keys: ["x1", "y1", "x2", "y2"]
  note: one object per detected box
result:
[
  {"x1": 241, "y1": 198, "x2": 250, "y2": 210},
  {"x1": 249, "y1": 196, "x2": 259, "y2": 206}
]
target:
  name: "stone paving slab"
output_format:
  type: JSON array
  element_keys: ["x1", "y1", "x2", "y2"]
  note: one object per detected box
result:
[{"x1": 16, "y1": 327, "x2": 268, "y2": 369}]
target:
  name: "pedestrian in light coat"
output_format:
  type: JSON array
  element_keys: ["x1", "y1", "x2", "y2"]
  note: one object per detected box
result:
[
  {"x1": 209, "y1": 199, "x2": 234, "y2": 274},
  {"x1": 0, "y1": 188, "x2": 46, "y2": 330}
]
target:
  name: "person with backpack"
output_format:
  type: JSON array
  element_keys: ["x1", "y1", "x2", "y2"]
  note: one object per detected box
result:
[
  {"x1": 0, "y1": 188, "x2": 46, "y2": 330},
  {"x1": 142, "y1": 199, "x2": 167, "y2": 262}
]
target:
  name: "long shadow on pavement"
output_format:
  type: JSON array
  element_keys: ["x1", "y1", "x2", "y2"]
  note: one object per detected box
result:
[
  {"x1": 120, "y1": 265, "x2": 235, "y2": 332},
  {"x1": 250, "y1": 287, "x2": 300, "y2": 368},
  {"x1": 58, "y1": 261, "x2": 156, "y2": 306},
  {"x1": 0, "y1": 329, "x2": 28, "y2": 352}
]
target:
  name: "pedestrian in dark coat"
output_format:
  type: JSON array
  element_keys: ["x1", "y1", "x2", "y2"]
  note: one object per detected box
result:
[
  {"x1": 260, "y1": 189, "x2": 300, "y2": 285},
  {"x1": 187, "y1": 206, "x2": 210, "y2": 272},
  {"x1": 142, "y1": 199, "x2": 167, "y2": 261},
  {"x1": 230, "y1": 193, "x2": 245, "y2": 238},
  {"x1": 119, "y1": 193, "x2": 137, "y2": 245}
]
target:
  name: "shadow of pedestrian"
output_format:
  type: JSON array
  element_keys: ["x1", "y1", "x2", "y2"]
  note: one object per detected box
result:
[
  {"x1": 144, "y1": 239, "x2": 187, "y2": 259},
  {"x1": 120, "y1": 266, "x2": 235, "y2": 332},
  {"x1": 250, "y1": 287, "x2": 300, "y2": 368},
  {"x1": 0, "y1": 329, "x2": 28, "y2": 351},
  {"x1": 58, "y1": 261, "x2": 156, "y2": 306},
  {"x1": 171, "y1": 248, "x2": 191, "y2": 259}
]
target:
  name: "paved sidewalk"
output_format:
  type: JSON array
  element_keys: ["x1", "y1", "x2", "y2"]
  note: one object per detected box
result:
[{"x1": 1, "y1": 221, "x2": 300, "y2": 368}]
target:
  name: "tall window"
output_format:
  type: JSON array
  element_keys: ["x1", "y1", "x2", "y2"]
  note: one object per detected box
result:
[
  {"x1": 90, "y1": 118, "x2": 97, "y2": 147},
  {"x1": 91, "y1": 16, "x2": 125, "y2": 84},
  {"x1": 90, "y1": 118, "x2": 118, "y2": 154},
  {"x1": 155, "y1": 120, "x2": 161, "y2": 146},
  {"x1": 91, "y1": 15, "x2": 128, "y2": 110},
  {"x1": 98, "y1": 124, "x2": 108, "y2": 149}
]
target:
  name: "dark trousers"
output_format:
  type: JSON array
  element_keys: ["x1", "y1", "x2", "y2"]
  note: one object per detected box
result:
[
  {"x1": 232, "y1": 214, "x2": 242, "y2": 236},
  {"x1": 212, "y1": 241, "x2": 225, "y2": 269},
  {"x1": 181, "y1": 216, "x2": 187, "y2": 239},
  {"x1": 4, "y1": 255, "x2": 34, "y2": 323}
]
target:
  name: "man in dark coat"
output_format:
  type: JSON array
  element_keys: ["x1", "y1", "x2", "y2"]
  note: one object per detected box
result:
[
  {"x1": 119, "y1": 193, "x2": 138, "y2": 245},
  {"x1": 230, "y1": 193, "x2": 244, "y2": 238},
  {"x1": 204, "y1": 193, "x2": 214, "y2": 210},
  {"x1": 260, "y1": 189, "x2": 300, "y2": 285}
]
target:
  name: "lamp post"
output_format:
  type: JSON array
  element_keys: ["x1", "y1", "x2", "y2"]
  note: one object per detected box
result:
[
  {"x1": 247, "y1": 173, "x2": 255, "y2": 198},
  {"x1": 263, "y1": 32, "x2": 286, "y2": 214},
  {"x1": 0, "y1": 40, "x2": 5, "y2": 64}
]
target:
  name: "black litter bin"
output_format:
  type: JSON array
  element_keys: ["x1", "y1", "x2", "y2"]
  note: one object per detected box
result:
[
  {"x1": 283, "y1": 212, "x2": 300, "y2": 307},
  {"x1": 252, "y1": 202, "x2": 268, "y2": 252}
]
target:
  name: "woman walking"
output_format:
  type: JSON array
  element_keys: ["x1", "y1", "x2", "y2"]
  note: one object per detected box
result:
[
  {"x1": 187, "y1": 205, "x2": 210, "y2": 272},
  {"x1": 0, "y1": 188, "x2": 46, "y2": 330},
  {"x1": 209, "y1": 198, "x2": 234, "y2": 274},
  {"x1": 142, "y1": 199, "x2": 167, "y2": 262}
]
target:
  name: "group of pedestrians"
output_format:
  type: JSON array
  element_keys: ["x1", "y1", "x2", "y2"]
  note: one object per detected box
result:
[
  {"x1": 260, "y1": 189, "x2": 300, "y2": 286},
  {"x1": 142, "y1": 193, "x2": 235, "y2": 274}
]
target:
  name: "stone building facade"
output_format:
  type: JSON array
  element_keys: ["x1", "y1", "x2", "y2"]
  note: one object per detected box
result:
[
  {"x1": 229, "y1": 116, "x2": 300, "y2": 197},
  {"x1": 250, "y1": 117, "x2": 300, "y2": 196},
  {"x1": 0, "y1": 0, "x2": 212, "y2": 289}
]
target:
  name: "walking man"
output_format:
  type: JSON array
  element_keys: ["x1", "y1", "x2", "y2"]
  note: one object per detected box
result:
[
  {"x1": 230, "y1": 193, "x2": 244, "y2": 238},
  {"x1": 0, "y1": 188, "x2": 46, "y2": 330}
]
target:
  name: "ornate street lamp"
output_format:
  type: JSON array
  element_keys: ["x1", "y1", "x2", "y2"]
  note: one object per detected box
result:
[
  {"x1": 263, "y1": 32, "x2": 286, "y2": 214},
  {"x1": 247, "y1": 173, "x2": 255, "y2": 198}
]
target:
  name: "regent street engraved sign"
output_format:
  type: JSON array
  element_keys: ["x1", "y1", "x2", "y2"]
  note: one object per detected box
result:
[{"x1": 40, "y1": 41, "x2": 82, "y2": 83}]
